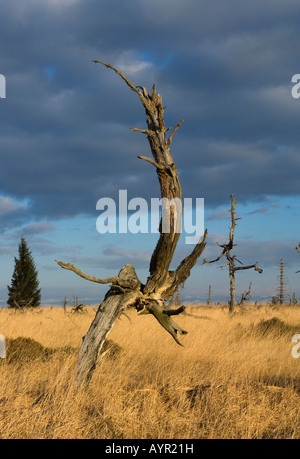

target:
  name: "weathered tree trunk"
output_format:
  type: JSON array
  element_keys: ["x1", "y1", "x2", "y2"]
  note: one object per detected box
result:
[
  {"x1": 74, "y1": 265, "x2": 141, "y2": 388},
  {"x1": 229, "y1": 266, "x2": 235, "y2": 313},
  {"x1": 56, "y1": 61, "x2": 208, "y2": 388},
  {"x1": 207, "y1": 284, "x2": 211, "y2": 305},
  {"x1": 279, "y1": 259, "x2": 285, "y2": 304},
  {"x1": 296, "y1": 244, "x2": 300, "y2": 274},
  {"x1": 203, "y1": 194, "x2": 262, "y2": 314}
]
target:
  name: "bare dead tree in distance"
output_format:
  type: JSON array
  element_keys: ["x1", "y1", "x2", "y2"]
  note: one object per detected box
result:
[
  {"x1": 202, "y1": 194, "x2": 263, "y2": 313},
  {"x1": 276, "y1": 259, "x2": 287, "y2": 304},
  {"x1": 295, "y1": 244, "x2": 300, "y2": 273},
  {"x1": 237, "y1": 282, "x2": 252, "y2": 307},
  {"x1": 56, "y1": 61, "x2": 207, "y2": 388}
]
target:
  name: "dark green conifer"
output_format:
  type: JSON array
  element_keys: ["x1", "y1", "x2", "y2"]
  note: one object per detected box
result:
[{"x1": 7, "y1": 236, "x2": 41, "y2": 308}]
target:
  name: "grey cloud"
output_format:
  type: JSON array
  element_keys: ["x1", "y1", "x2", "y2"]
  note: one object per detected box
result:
[
  {"x1": 207, "y1": 211, "x2": 230, "y2": 221},
  {"x1": 102, "y1": 245, "x2": 151, "y2": 270},
  {"x1": 103, "y1": 246, "x2": 151, "y2": 262},
  {"x1": 247, "y1": 207, "x2": 270, "y2": 216},
  {"x1": 0, "y1": 244, "x2": 15, "y2": 255},
  {"x1": 23, "y1": 222, "x2": 55, "y2": 235},
  {"x1": 246, "y1": 203, "x2": 281, "y2": 216},
  {"x1": 0, "y1": 197, "x2": 27, "y2": 216},
  {"x1": 0, "y1": 0, "x2": 299, "y2": 227}
]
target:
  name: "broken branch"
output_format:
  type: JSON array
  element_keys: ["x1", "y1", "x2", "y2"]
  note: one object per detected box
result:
[
  {"x1": 168, "y1": 119, "x2": 184, "y2": 145},
  {"x1": 137, "y1": 155, "x2": 164, "y2": 170},
  {"x1": 92, "y1": 60, "x2": 148, "y2": 105},
  {"x1": 163, "y1": 305, "x2": 186, "y2": 316},
  {"x1": 55, "y1": 260, "x2": 140, "y2": 289},
  {"x1": 233, "y1": 263, "x2": 263, "y2": 274},
  {"x1": 130, "y1": 127, "x2": 152, "y2": 135}
]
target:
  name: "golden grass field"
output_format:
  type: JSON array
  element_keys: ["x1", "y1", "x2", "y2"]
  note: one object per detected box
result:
[{"x1": 0, "y1": 304, "x2": 300, "y2": 439}]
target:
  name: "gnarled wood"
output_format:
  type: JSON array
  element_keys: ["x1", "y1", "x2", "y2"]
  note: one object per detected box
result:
[
  {"x1": 138, "y1": 301, "x2": 187, "y2": 346},
  {"x1": 57, "y1": 61, "x2": 208, "y2": 388},
  {"x1": 74, "y1": 264, "x2": 142, "y2": 388},
  {"x1": 55, "y1": 260, "x2": 141, "y2": 290}
]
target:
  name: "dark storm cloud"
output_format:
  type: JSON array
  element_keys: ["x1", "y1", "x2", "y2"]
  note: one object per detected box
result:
[{"x1": 0, "y1": 0, "x2": 300, "y2": 225}]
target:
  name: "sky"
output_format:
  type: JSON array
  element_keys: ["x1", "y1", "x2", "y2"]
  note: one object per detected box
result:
[{"x1": 0, "y1": 0, "x2": 299, "y2": 306}]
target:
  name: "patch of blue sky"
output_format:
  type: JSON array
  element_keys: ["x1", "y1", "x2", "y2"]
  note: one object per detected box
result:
[
  {"x1": 46, "y1": 213, "x2": 155, "y2": 263},
  {"x1": 205, "y1": 195, "x2": 300, "y2": 242},
  {"x1": 1, "y1": 191, "x2": 298, "y2": 305},
  {"x1": 159, "y1": 52, "x2": 175, "y2": 68},
  {"x1": 44, "y1": 65, "x2": 56, "y2": 80},
  {"x1": 137, "y1": 50, "x2": 174, "y2": 69}
]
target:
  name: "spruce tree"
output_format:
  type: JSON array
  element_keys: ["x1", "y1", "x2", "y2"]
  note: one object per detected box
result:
[{"x1": 7, "y1": 236, "x2": 41, "y2": 308}]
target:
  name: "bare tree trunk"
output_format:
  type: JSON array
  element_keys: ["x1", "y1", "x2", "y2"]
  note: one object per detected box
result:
[
  {"x1": 229, "y1": 267, "x2": 235, "y2": 313},
  {"x1": 295, "y1": 244, "x2": 300, "y2": 274},
  {"x1": 63, "y1": 295, "x2": 67, "y2": 313},
  {"x1": 279, "y1": 259, "x2": 285, "y2": 304},
  {"x1": 74, "y1": 265, "x2": 141, "y2": 388},
  {"x1": 207, "y1": 284, "x2": 211, "y2": 305},
  {"x1": 56, "y1": 61, "x2": 208, "y2": 389}
]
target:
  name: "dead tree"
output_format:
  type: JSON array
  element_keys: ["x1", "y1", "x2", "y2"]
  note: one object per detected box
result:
[
  {"x1": 202, "y1": 194, "x2": 262, "y2": 313},
  {"x1": 207, "y1": 284, "x2": 211, "y2": 305},
  {"x1": 11, "y1": 296, "x2": 34, "y2": 312},
  {"x1": 55, "y1": 61, "x2": 207, "y2": 389},
  {"x1": 295, "y1": 244, "x2": 300, "y2": 273},
  {"x1": 72, "y1": 302, "x2": 87, "y2": 314},
  {"x1": 63, "y1": 295, "x2": 67, "y2": 313},
  {"x1": 237, "y1": 282, "x2": 252, "y2": 308},
  {"x1": 279, "y1": 259, "x2": 286, "y2": 304},
  {"x1": 273, "y1": 259, "x2": 288, "y2": 304}
]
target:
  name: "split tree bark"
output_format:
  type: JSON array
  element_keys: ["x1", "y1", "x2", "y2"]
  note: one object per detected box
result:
[
  {"x1": 202, "y1": 194, "x2": 262, "y2": 313},
  {"x1": 56, "y1": 61, "x2": 207, "y2": 389}
]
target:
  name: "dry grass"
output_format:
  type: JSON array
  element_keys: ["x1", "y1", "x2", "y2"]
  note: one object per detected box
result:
[{"x1": 0, "y1": 304, "x2": 300, "y2": 439}]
